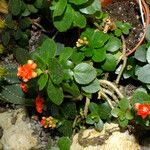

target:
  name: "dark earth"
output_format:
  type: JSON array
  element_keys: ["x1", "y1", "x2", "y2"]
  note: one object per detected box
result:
[{"x1": 103, "y1": 0, "x2": 144, "y2": 51}]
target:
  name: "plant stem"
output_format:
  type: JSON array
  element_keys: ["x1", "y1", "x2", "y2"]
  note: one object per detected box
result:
[
  {"x1": 99, "y1": 79, "x2": 124, "y2": 99},
  {"x1": 101, "y1": 88, "x2": 119, "y2": 103},
  {"x1": 99, "y1": 90, "x2": 114, "y2": 109},
  {"x1": 84, "y1": 97, "x2": 90, "y2": 117},
  {"x1": 116, "y1": 35, "x2": 127, "y2": 84}
]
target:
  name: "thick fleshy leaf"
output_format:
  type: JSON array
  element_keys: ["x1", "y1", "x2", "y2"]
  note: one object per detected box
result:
[
  {"x1": 73, "y1": 63, "x2": 96, "y2": 84},
  {"x1": 53, "y1": 5, "x2": 73, "y2": 32},
  {"x1": 59, "y1": 47, "x2": 73, "y2": 62},
  {"x1": 47, "y1": 79, "x2": 64, "y2": 105},
  {"x1": 58, "y1": 137, "x2": 71, "y2": 150},
  {"x1": 48, "y1": 58, "x2": 63, "y2": 85},
  {"x1": 92, "y1": 47, "x2": 106, "y2": 62},
  {"x1": 134, "y1": 45, "x2": 147, "y2": 62},
  {"x1": 38, "y1": 74, "x2": 48, "y2": 91},
  {"x1": 82, "y1": 79, "x2": 100, "y2": 93},
  {"x1": 105, "y1": 36, "x2": 121, "y2": 52},
  {"x1": 101, "y1": 54, "x2": 117, "y2": 71},
  {"x1": 73, "y1": 11, "x2": 86, "y2": 28},
  {"x1": 136, "y1": 64, "x2": 150, "y2": 83},
  {"x1": 9, "y1": 0, "x2": 22, "y2": 15},
  {"x1": 146, "y1": 46, "x2": 150, "y2": 64},
  {"x1": 53, "y1": 0, "x2": 67, "y2": 17},
  {"x1": 80, "y1": 0, "x2": 101, "y2": 14}
]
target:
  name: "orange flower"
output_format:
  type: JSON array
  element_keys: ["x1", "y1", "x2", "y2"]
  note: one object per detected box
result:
[
  {"x1": 20, "y1": 82, "x2": 28, "y2": 93},
  {"x1": 35, "y1": 95, "x2": 44, "y2": 113},
  {"x1": 17, "y1": 60, "x2": 37, "y2": 82},
  {"x1": 136, "y1": 103, "x2": 150, "y2": 119},
  {"x1": 40, "y1": 116, "x2": 57, "y2": 128}
]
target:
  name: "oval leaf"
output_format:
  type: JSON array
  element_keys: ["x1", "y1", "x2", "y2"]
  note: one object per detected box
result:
[
  {"x1": 73, "y1": 63, "x2": 96, "y2": 84},
  {"x1": 47, "y1": 79, "x2": 64, "y2": 105}
]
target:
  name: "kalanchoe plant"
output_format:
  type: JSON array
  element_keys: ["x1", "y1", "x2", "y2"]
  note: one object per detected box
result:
[{"x1": 0, "y1": 0, "x2": 150, "y2": 149}]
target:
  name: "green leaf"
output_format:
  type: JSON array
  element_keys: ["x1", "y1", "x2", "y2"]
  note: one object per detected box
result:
[
  {"x1": 136, "y1": 64, "x2": 150, "y2": 83},
  {"x1": 19, "y1": 18, "x2": 32, "y2": 29},
  {"x1": 114, "y1": 29, "x2": 122, "y2": 37},
  {"x1": 119, "y1": 98, "x2": 129, "y2": 111},
  {"x1": 34, "y1": 0, "x2": 44, "y2": 9},
  {"x1": 92, "y1": 47, "x2": 106, "y2": 62},
  {"x1": 118, "y1": 118, "x2": 128, "y2": 127},
  {"x1": 40, "y1": 38, "x2": 56, "y2": 60},
  {"x1": 53, "y1": 0, "x2": 67, "y2": 17},
  {"x1": 134, "y1": 45, "x2": 147, "y2": 62},
  {"x1": 123, "y1": 57, "x2": 136, "y2": 79},
  {"x1": 73, "y1": 11, "x2": 86, "y2": 28},
  {"x1": 48, "y1": 58, "x2": 63, "y2": 85},
  {"x1": 89, "y1": 102, "x2": 99, "y2": 115},
  {"x1": 105, "y1": 36, "x2": 121, "y2": 52},
  {"x1": 62, "y1": 82, "x2": 80, "y2": 97},
  {"x1": 27, "y1": 4, "x2": 38, "y2": 13},
  {"x1": 54, "y1": 5, "x2": 73, "y2": 32},
  {"x1": 146, "y1": 46, "x2": 150, "y2": 63},
  {"x1": 90, "y1": 31, "x2": 109, "y2": 48},
  {"x1": 9, "y1": 0, "x2": 21, "y2": 15},
  {"x1": 80, "y1": 0, "x2": 101, "y2": 14},
  {"x1": 99, "y1": 102, "x2": 111, "y2": 119},
  {"x1": 131, "y1": 91, "x2": 150, "y2": 105},
  {"x1": 111, "y1": 108, "x2": 120, "y2": 118},
  {"x1": 47, "y1": 79, "x2": 64, "y2": 105},
  {"x1": 58, "y1": 120, "x2": 73, "y2": 137},
  {"x1": 101, "y1": 54, "x2": 117, "y2": 71},
  {"x1": 61, "y1": 102, "x2": 77, "y2": 119},
  {"x1": 58, "y1": 137, "x2": 71, "y2": 150},
  {"x1": 2, "y1": 32, "x2": 10, "y2": 46},
  {"x1": 70, "y1": 51, "x2": 84, "y2": 64},
  {"x1": 59, "y1": 47, "x2": 73, "y2": 62},
  {"x1": 2, "y1": 64, "x2": 19, "y2": 84},
  {"x1": 125, "y1": 110, "x2": 134, "y2": 120},
  {"x1": 94, "y1": 118, "x2": 104, "y2": 131},
  {"x1": 0, "y1": 84, "x2": 34, "y2": 106},
  {"x1": 69, "y1": 0, "x2": 88, "y2": 5},
  {"x1": 73, "y1": 63, "x2": 96, "y2": 84},
  {"x1": 13, "y1": 48, "x2": 31, "y2": 64},
  {"x1": 86, "y1": 114, "x2": 95, "y2": 124},
  {"x1": 38, "y1": 74, "x2": 49, "y2": 91},
  {"x1": 146, "y1": 25, "x2": 150, "y2": 42},
  {"x1": 82, "y1": 79, "x2": 100, "y2": 93}
]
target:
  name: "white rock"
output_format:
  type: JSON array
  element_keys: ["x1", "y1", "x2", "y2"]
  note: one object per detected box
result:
[
  {"x1": 0, "y1": 108, "x2": 38, "y2": 150},
  {"x1": 70, "y1": 123, "x2": 140, "y2": 150}
]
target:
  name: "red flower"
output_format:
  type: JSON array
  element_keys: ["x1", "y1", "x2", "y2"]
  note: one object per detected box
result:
[
  {"x1": 17, "y1": 60, "x2": 37, "y2": 82},
  {"x1": 20, "y1": 82, "x2": 28, "y2": 93},
  {"x1": 40, "y1": 117, "x2": 46, "y2": 126},
  {"x1": 35, "y1": 95, "x2": 44, "y2": 113},
  {"x1": 136, "y1": 103, "x2": 150, "y2": 119},
  {"x1": 40, "y1": 116, "x2": 57, "y2": 128}
]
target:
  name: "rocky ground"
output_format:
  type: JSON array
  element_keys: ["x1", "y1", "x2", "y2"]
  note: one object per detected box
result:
[{"x1": 0, "y1": 105, "x2": 149, "y2": 150}]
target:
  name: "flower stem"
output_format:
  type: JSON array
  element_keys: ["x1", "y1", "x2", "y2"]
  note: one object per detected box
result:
[{"x1": 115, "y1": 35, "x2": 127, "y2": 84}]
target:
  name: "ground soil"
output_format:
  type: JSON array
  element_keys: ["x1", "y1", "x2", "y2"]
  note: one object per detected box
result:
[{"x1": 103, "y1": 0, "x2": 144, "y2": 52}]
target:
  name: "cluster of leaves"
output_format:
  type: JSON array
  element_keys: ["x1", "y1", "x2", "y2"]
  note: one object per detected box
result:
[
  {"x1": 51, "y1": 0, "x2": 101, "y2": 32},
  {"x1": 1, "y1": 1, "x2": 150, "y2": 149},
  {"x1": 123, "y1": 25, "x2": 150, "y2": 90}
]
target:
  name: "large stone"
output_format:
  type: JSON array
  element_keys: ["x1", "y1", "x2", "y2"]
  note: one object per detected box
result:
[
  {"x1": 0, "y1": 108, "x2": 38, "y2": 150},
  {"x1": 70, "y1": 123, "x2": 140, "y2": 150}
]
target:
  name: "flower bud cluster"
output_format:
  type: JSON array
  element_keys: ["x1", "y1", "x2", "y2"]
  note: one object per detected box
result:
[{"x1": 76, "y1": 37, "x2": 89, "y2": 48}]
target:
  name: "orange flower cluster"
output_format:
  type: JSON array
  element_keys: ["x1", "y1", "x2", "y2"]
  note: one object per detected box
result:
[
  {"x1": 20, "y1": 82, "x2": 28, "y2": 93},
  {"x1": 40, "y1": 116, "x2": 57, "y2": 128},
  {"x1": 17, "y1": 60, "x2": 37, "y2": 82},
  {"x1": 35, "y1": 95, "x2": 44, "y2": 113},
  {"x1": 135, "y1": 103, "x2": 150, "y2": 119}
]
